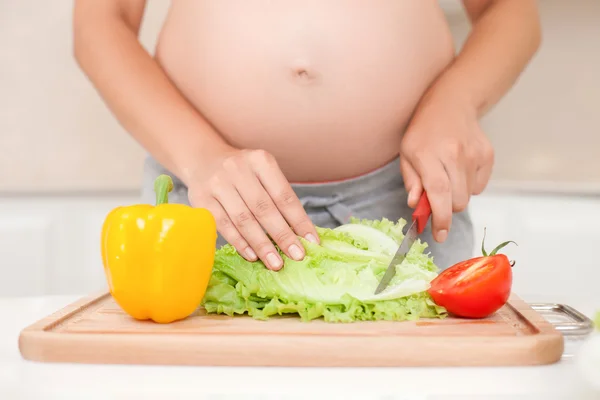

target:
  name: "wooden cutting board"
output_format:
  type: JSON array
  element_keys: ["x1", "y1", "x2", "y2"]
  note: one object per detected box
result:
[{"x1": 18, "y1": 292, "x2": 564, "y2": 367}]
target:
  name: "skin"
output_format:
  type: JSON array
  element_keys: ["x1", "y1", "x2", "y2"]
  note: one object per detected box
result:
[{"x1": 73, "y1": 0, "x2": 541, "y2": 270}]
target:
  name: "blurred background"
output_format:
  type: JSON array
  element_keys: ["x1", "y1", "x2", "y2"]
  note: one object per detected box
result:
[{"x1": 0, "y1": 0, "x2": 599, "y2": 300}]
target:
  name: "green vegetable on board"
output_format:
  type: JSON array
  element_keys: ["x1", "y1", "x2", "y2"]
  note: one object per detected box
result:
[{"x1": 201, "y1": 217, "x2": 447, "y2": 323}]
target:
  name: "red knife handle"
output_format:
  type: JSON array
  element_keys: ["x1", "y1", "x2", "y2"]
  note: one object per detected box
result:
[{"x1": 412, "y1": 192, "x2": 432, "y2": 235}]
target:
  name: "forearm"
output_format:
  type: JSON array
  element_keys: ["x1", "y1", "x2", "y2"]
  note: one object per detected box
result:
[
  {"x1": 431, "y1": 0, "x2": 542, "y2": 116},
  {"x1": 73, "y1": 11, "x2": 232, "y2": 186}
]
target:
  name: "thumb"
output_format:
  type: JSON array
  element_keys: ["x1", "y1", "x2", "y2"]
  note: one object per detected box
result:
[{"x1": 400, "y1": 158, "x2": 422, "y2": 208}]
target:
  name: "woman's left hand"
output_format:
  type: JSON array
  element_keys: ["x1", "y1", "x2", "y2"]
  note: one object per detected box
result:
[{"x1": 399, "y1": 86, "x2": 494, "y2": 243}]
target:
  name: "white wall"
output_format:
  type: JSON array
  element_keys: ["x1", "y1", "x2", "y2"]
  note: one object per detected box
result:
[{"x1": 0, "y1": 0, "x2": 169, "y2": 192}]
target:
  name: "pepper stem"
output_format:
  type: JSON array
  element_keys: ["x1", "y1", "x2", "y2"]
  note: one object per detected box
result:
[
  {"x1": 481, "y1": 227, "x2": 518, "y2": 257},
  {"x1": 154, "y1": 174, "x2": 174, "y2": 206}
]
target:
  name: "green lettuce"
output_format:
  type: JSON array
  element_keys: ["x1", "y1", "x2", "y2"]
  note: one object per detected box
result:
[{"x1": 201, "y1": 217, "x2": 447, "y2": 322}]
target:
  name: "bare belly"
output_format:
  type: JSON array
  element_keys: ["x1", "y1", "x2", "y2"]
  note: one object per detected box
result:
[{"x1": 155, "y1": 0, "x2": 455, "y2": 182}]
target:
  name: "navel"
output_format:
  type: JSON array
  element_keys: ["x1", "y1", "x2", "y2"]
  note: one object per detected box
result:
[
  {"x1": 296, "y1": 69, "x2": 310, "y2": 80},
  {"x1": 289, "y1": 60, "x2": 319, "y2": 85}
]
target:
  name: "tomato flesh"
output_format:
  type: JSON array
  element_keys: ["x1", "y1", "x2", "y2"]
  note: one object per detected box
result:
[{"x1": 427, "y1": 254, "x2": 512, "y2": 318}]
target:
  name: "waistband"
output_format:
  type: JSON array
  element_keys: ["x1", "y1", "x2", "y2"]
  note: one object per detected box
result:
[
  {"x1": 291, "y1": 156, "x2": 402, "y2": 199},
  {"x1": 144, "y1": 154, "x2": 403, "y2": 200}
]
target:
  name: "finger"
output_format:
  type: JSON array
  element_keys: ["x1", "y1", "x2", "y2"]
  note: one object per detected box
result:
[
  {"x1": 442, "y1": 152, "x2": 470, "y2": 213},
  {"x1": 413, "y1": 155, "x2": 453, "y2": 242},
  {"x1": 250, "y1": 150, "x2": 319, "y2": 244},
  {"x1": 233, "y1": 170, "x2": 307, "y2": 264},
  {"x1": 473, "y1": 143, "x2": 494, "y2": 195},
  {"x1": 473, "y1": 162, "x2": 493, "y2": 195},
  {"x1": 466, "y1": 159, "x2": 478, "y2": 195},
  {"x1": 211, "y1": 177, "x2": 285, "y2": 271},
  {"x1": 203, "y1": 198, "x2": 258, "y2": 262},
  {"x1": 400, "y1": 157, "x2": 423, "y2": 208}
]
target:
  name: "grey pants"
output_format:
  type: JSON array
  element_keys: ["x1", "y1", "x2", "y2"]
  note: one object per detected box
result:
[{"x1": 141, "y1": 155, "x2": 474, "y2": 270}]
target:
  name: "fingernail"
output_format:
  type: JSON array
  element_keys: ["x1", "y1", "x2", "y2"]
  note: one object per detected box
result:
[
  {"x1": 305, "y1": 233, "x2": 318, "y2": 244},
  {"x1": 244, "y1": 247, "x2": 257, "y2": 261},
  {"x1": 266, "y1": 252, "x2": 283, "y2": 270},
  {"x1": 438, "y1": 229, "x2": 448, "y2": 243},
  {"x1": 288, "y1": 244, "x2": 304, "y2": 260},
  {"x1": 408, "y1": 191, "x2": 417, "y2": 205}
]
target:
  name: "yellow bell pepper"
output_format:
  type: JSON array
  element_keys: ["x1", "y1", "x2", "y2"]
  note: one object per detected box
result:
[{"x1": 101, "y1": 174, "x2": 217, "y2": 324}]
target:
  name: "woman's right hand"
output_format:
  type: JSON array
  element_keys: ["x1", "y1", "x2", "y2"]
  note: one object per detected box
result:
[{"x1": 188, "y1": 148, "x2": 320, "y2": 271}]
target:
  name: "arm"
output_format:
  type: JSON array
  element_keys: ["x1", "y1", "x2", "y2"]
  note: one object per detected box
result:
[
  {"x1": 73, "y1": 0, "x2": 319, "y2": 268},
  {"x1": 435, "y1": 0, "x2": 542, "y2": 116},
  {"x1": 73, "y1": 0, "x2": 231, "y2": 187},
  {"x1": 400, "y1": 0, "x2": 541, "y2": 242}
]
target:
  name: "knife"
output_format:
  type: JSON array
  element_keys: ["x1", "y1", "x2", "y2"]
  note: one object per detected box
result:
[{"x1": 374, "y1": 192, "x2": 432, "y2": 295}]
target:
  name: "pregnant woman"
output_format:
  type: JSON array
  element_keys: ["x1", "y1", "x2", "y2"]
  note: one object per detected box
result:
[{"x1": 73, "y1": 0, "x2": 541, "y2": 270}]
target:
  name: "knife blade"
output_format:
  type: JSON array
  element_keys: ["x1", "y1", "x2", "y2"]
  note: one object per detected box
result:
[{"x1": 374, "y1": 192, "x2": 432, "y2": 295}]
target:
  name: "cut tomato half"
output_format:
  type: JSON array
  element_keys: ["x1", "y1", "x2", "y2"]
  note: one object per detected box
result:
[{"x1": 428, "y1": 229, "x2": 516, "y2": 318}]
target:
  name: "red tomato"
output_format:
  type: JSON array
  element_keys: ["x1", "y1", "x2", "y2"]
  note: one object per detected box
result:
[{"x1": 427, "y1": 230, "x2": 516, "y2": 319}]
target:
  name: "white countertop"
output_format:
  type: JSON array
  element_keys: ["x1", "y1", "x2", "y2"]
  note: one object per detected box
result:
[{"x1": 1, "y1": 294, "x2": 599, "y2": 400}]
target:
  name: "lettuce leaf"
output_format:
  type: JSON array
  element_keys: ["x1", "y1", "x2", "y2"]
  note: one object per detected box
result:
[{"x1": 201, "y1": 217, "x2": 447, "y2": 322}]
